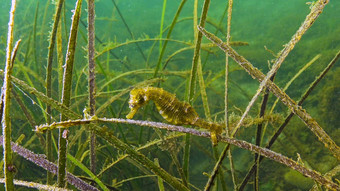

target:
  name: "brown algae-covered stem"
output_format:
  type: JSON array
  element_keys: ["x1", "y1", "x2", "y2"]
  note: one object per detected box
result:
[
  {"x1": 191, "y1": 3, "x2": 211, "y2": 180},
  {"x1": 0, "y1": 72, "x2": 187, "y2": 190},
  {"x1": 242, "y1": 0, "x2": 330, "y2": 128},
  {"x1": 87, "y1": 0, "x2": 96, "y2": 174},
  {"x1": 0, "y1": 136, "x2": 99, "y2": 191},
  {"x1": 46, "y1": 0, "x2": 65, "y2": 184},
  {"x1": 226, "y1": 0, "x2": 237, "y2": 189},
  {"x1": 231, "y1": 0, "x2": 329, "y2": 139},
  {"x1": 97, "y1": 133, "x2": 184, "y2": 177},
  {"x1": 37, "y1": 118, "x2": 190, "y2": 191},
  {"x1": 198, "y1": 26, "x2": 340, "y2": 160},
  {"x1": 205, "y1": 0, "x2": 235, "y2": 189},
  {"x1": 193, "y1": 0, "x2": 211, "y2": 122},
  {"x1": 0, "y1": 71, "x2": 79, "y2": 120},
  {"x1": 88, "y1": 0, "x2": 96, "y2": 117},
  {"x1": 35, "y1": 118, "x2": 339, "y2": 190},
  {"x1": 299, "y1": 49, "x2": 340, "y2": 105},
  {"x1": 239, "y1": 49, "x2": 340, "y2": 190},
  {"x1": 14, "y1": 82, "x2": 188, "y2": 190},
  {"x1": 2, "y1": 0, "x2": 17, "y2": 189},
  {"x1": 46, "y1": 0, "x2": 64, "y2": 105},
  {"x1": 58, "y1": 0, "x2": 83, "y2": 187},
  {"x1": 189, "y1": 0, "x2": 211, "y2": 102}
]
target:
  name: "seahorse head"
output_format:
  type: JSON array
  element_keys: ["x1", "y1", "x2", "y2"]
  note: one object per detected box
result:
[{"x1": 126, "y1": 88, "x2": 149, "y2": 119}]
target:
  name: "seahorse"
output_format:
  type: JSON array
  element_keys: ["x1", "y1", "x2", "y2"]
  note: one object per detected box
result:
[{"x1": 126, "y1": 87, "x2": 223, "y2": 145}]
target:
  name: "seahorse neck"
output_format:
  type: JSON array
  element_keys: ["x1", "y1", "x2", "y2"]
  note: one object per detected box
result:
[{"x1": 144, "y1": 87, "x2": 163, "y2": 100}]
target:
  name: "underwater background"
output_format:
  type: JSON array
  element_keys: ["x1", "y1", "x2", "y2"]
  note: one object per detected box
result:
[{"x1": 0, "y1": 0, "x2": 339, "y2": 190}]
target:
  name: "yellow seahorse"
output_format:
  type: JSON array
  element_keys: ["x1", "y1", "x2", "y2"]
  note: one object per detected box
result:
[{"x1": 126, "y1": 87, "x2": 223, "y2": 145}]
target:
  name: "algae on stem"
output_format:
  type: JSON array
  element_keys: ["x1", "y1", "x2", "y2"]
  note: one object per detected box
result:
[
  {"x1": 2, "y1": 0, "x2": 18, "y2": 189},
  {"x1": 45, "y1": 0, "x2": 65, "y2": 184},
  {"x1": 199, "y1": 26, "x2": 340, "y2": 161},
  {"x1": 58, "y1": 0, "x2": 83, "y2": 187}
]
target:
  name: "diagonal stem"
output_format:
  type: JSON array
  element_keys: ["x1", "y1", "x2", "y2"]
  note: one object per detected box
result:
[
  {"x1": 202, "y1": 1, "x2": 331, "y2": 188},
  {"x1": 239, "y1": 49, "x2": 340, "y2": 190},
  {"x1": 198, "y1": 26, "x2": 340, "y2": 160},
  {"x1": 232, "y1": 0, "x2": 330, "y2": 139},
  {"x1": 35, "y1": 118, "x2": 339, "y2": 190}
]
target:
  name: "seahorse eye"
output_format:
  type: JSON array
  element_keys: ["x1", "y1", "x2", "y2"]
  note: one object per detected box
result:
[{"x1": 136, "y1": 94, "x2": 146, "y2": 105}]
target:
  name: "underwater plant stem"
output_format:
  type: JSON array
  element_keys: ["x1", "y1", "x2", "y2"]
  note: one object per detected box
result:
[
  {"x1": 4, "y1": 72, "x2": 79, "y2": 119},
  {"x1": 225, "y1": 0, "x2": 233, "y2": 135},
  {"x1": 193, "y1": 0, "x2": 211, "y2": 122},
  {"x1": 299, "y1": 49, "x2": 340, "y2": 105},
  {"x1": 225, "y1": 0, "x2": 238, "y2": 190},
  {"x1": 205, "y1": 1, "x2": 235, "y2": 190},
  {"x1": 193, "y1": 0, "x2": 198, "y2": 39},
  {"x1": 68, "y1": 154, "x2": 109, "y2": 191},
  {"x1": 35, "y1": 118, "x2": 340, "y2": 190},
  {"x1": 204, "y1": 144, "x2": 230, "y2": 191},
  {"x1": 87, "y1": 0, "x2": 96, "y2": 174},
  {"x1": 212, "y1": 147, "x2": 227, "y2": 191},
  {"x1": 269, "y1": 54, "x2": 320, "y2": 115},
  {"x1": 9, "y1": 74, "x2": 185, "y2": 190},
  {"x1": 46, "y1": 129, "x2": 53, "y2": 184},
  {"x1": 159, "y1": 0, "x2": 167, "y2": 54},
  {"x1": 197, "y1": 57, "x2": 211, "y2": 121},
  {"x1": 310, "y1": 165, "x2": 340, "y2": 191},
  {"x1": 11, "y1": 89, "x2": 45, "y2": 146},
  {"x1": 232, "y1": 0, "x2": 329, "y2": 141},
  {"x1": 155, "y1": 159, "x2": 165, "y2": 191},
  {"x1": 197, "y1": 61, "x2": 212, "y2": 117},
  {"x1": 100, "y1": 133, "x2": 190, "y2": 191},
  {"x1": 111, "y1": 0, "x2": 146, "y2": 61},
  {"x1": 2, "y1": 0, "x2": 17, "y2": 189},
  {"x1": 79, "y1": 20, "x2": 129, "y2": 70},
  {"x1": 32, "y1": 2, "x2": 39, "y2": 72},
  {"x1": 182, "y1": 133, "x2": 190, "y2": 185},
  {"x1": 98, "y1": 133, "x2": 184, "y2": 177},
  {"x1": 58, "y1": 0, "x2": 83, "y2": 187},
  {"x1": 239, "y1": 48, "x2": 340, "y2": 190},
  {"x1": 39, "y1": 119, "x2": 190, "y2": 191},
  {"x1": 188, "y1": 0, "x2": 210, "y2": 102},
  {"x1": 57, "y1": 16, "x2": 64, "y2": 97},
  {"x1": 0, "y1": 179, "x2": 71, "y2": 191},
  {"x1": 192, "y1": 0, "x2": 211, "y2": 121},
  {"x1": 46, "y1": 0, "x2": 65, "y2": 103},
  {"x1": 170, "y1": 150, "x2": 188, "y2": 187},
  {"x1": 46, "y1": 0, "x2": 65, "y2": 184},
  {"x1": 254, "y1": 77, "x2": 272, "y2": 191},
  {"x1": 185, "y1": 0, "x2": 211, "y2": 184},
  {"x1": 96, "y1": 38, "x2": 191, "y2": 59},
  {"x1": 39, "y1": 0, "x2": 50, "y2": 71},
  {"x1": 0, "y1": 136, "x2": 99, "y2": 191},
  {"x1": 201, "y1": 5, "x2": 228, "y2": 70},
  {"x1": 153, "y1": 0, "x2": 187, "y2": 78},
  {"x1": 198, "y1": 26, "x2": 340, "y2": 160}
]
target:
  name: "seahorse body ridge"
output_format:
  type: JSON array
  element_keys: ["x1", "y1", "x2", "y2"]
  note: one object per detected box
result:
[{"x1": 126, "y1": 87, "x2": 222, "y2": 145}]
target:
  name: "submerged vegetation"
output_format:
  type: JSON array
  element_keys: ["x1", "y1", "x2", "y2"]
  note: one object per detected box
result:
[{"x1": 0, "y1": 0, "x2": 339, "y2": 190}]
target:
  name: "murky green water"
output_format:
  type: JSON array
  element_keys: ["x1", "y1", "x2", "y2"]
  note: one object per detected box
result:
[{"x1": 0, "y1": 0, "x2": 339, "y2": 190}]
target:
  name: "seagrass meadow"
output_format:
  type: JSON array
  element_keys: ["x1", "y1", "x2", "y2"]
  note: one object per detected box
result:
[{"x1": 0, "y1": 0, "x2": 339, "y2": 190}]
